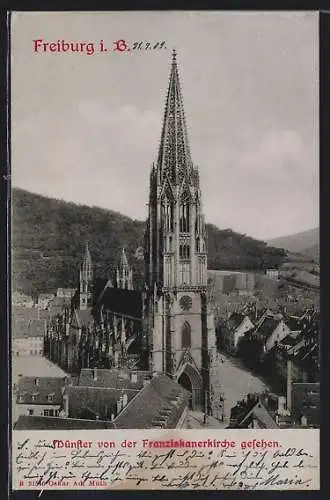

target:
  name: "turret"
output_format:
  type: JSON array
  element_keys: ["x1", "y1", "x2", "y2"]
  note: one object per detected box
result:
[{"x1": 116, "y1": 248, "x2": 133, "y2": 290}]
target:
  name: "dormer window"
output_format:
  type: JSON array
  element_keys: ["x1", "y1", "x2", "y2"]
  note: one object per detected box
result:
[
  {"x1": 18, "y1": 395, "x2": 24, "y2": 403},
  {"x1": 32, "y1": 393, "x2": 39, "y2": 402},
  {"x1": 35, "y1": 378, "x2": 40, "y2": 387}
]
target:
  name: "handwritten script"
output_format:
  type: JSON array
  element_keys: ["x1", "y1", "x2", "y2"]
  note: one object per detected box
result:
[{"x1": 13, "y1": 430, "x2": 320, "y2": 490}]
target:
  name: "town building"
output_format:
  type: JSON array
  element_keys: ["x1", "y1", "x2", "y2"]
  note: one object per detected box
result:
[
  {"x1": 266, "y1": 269, "x2": 279, "y2": 280},
  {"x1": 14, "y1": 373, "x2": 189, "y2": 430},
  {"x1": 14, "y1": 415, "x2": 115, "y2": 430},
  {"x1": 56, "y1": 288, "x2": 76, "y2": 299},
  {"x1": 224, "y1": 312, "x2": 255, "y2": 354},
  {"x1": 144, "y1": 50, "x2": 216, "y2": 411},
  {"x1": 291, "y1": 382, "x2": 320, "y2": 428},
  {"x1": 255, "y1": 315, "x2": 291, "y2": 353},
  {"x1": 12, "y1": 316, "x2": 46, "y2": 357},
  {"x1": 37, "y1": 293, "x2": 56, "y2": 309},
  {"x1": 13, "y1": 375, "x2": 68, "y2": 424},
  {"x1": 228, "y1": 393, "x2": 279, "y2": 429}
]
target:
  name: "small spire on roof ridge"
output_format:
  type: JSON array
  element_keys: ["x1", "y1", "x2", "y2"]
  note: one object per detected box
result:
[{"x1": 172, "y1": 48, "x2": 177, "y2": 60}]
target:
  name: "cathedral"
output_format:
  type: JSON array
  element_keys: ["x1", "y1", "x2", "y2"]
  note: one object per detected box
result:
[
  {"x1": 44, "y1": 50, "x2": 216, "y2": 414},
  {"x1": 144, "y1": 50, "x2": 216, "y2": 410}
]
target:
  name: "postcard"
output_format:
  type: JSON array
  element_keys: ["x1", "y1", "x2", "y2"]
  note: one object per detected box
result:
[{"x1": 10, "y1": 11, "x2": 320, "y2": 491}]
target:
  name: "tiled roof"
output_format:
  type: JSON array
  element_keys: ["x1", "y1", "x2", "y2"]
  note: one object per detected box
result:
[
  {"x1": 51, "y1": 297, "x2": 71, "y2": 308},
  {"x1": 12, "y1": 306, "x2": 32, "y2": 323},
  {"x1": 57, "y1": 288, "x2": 76, "y2": 296},
  {"x1": 279, "y1": 333, "x2": 302, "y2": 348},
  {"x1": 29, "y1": 319, "x2": 46, "y2": 337},
  {"x1": 13, "y1": 306, "x2": 50, "y2": 322},
  {"x1": 78, "y1": 368, "x2": 150, "y2": 390},
  {"x1": 238, "y1": 401, "x2": 279, "y2": 429},
  {"x1": 230, "y1": 396, "x2": 278, "y2": 429},
  {"x1": 293, "y1": 343, "x2": 318, "y2": 363},
  {"x1": 285, "y1": 316, "x2": 302, "y2": 332},
  {"x1": 98, "y1": 287, "x2": 142, "y2": 319},
  {"x1": 256, "y1": 317, "x2": 281, "y2": 340},
  {"x1": 14, "y1": 415, "x2": 115, "y2": 430},
  {"x1": 66, "y1": 386, "x2": 139, "y2": 421},
  {"x1": 16, "y1": 376, "x2": 66, "y2": 405},
  {"x1": 227, "y1": 312, "x2": 246, "y2": 331},
  {"x1": 13, "y1": 318, "x2": 46, "y2": 339},
  {"x1": 114, "y1": 374, "x2": 190, "y2": 429},
  {"x1": 38, "y1": 294, "x2": 55, "y2": 301}
]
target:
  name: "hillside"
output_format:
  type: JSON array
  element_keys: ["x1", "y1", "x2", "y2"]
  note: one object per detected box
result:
[
  {"x1": 267, "y1": 227, "x2": 319, "y2": 259},
  {"x1": 12, "y1": 188, "x2": 287, "y2": 297}
]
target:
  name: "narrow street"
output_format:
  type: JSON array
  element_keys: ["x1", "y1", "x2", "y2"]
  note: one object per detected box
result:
[
  {"x1": 209, "y1": 351, "x2": 277, "y2": 426},
  {"x1": 185, "y1": 352, "x2": 277, "y2": 429}
]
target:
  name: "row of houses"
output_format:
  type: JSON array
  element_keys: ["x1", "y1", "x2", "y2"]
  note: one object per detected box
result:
[
  {"x1": 13, "y1": 368, "x2": 190, "y2": 430},
  {"x1": 217, "y1": 306, "x2": 319, "y2": 387},
  {"x1": 228, "y1": 382, "x2": 320, "y2": 429}
]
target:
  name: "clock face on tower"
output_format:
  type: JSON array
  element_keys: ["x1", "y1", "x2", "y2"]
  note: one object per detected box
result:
[{"x1": 180, "y1": 295, "x2": 192, "y2": 311}]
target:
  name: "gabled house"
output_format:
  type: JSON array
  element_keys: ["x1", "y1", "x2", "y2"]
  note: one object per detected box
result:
[
  {"x1": 228, "y1": 393, "x2": 279, "y2": 429},
  {"x1": 224, "y1": 312, "x2": 254, "y2": 354},
  {"x1": 12, "y1": 317, "x2": 46, "y2": 357},
  {"x1": 13, "y1": 376, "x2": 68, "y2": 424},
  {"x1": 256, "y1": 316, "x2": 291, "y2": 353}
]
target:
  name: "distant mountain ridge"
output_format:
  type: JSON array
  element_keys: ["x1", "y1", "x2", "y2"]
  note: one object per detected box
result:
[
  {"x1": 12, "y1": 188, "x2": 287, "y2": 296},
  {"x1": 268, "y1": 227, "x2": 319, "y2": 261}
]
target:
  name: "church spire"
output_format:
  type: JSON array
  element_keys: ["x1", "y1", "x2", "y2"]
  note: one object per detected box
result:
[
  {"x1": 79, "y1": 241, "x2": 93, "y2": 310},
  {"x1": 157, "y1": 50, "x2": 192, "y2": 183},
  {"x1": 82, "y1": 242, "x2": 92, "y2": 271}
]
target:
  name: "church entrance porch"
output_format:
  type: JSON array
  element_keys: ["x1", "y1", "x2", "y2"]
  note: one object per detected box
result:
[{"x1": 177, "y1": 363, "x2": 204, "y2": 411}]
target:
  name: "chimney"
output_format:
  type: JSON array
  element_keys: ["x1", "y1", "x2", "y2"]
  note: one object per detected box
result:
[
  {"x1": 131, "y1": 372, "x2": 137, "y2": 383},
  {"x1": 286, "y1": 358, "x2": 292, "y2": 412},
  {"x1": 122, "y1": 393, "x2": 128, "y2": 407},
  {"x1": 93, "y1": 368, "x2": 98, "y2": 381}
]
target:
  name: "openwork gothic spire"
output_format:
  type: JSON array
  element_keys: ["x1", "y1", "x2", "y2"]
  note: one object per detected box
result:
[
  {"x1": 157, "y1": 50, "x2": 192, "y2": 183},
  {"x1": 82, "y1": 241, "x2": 92, "y2": 272}
]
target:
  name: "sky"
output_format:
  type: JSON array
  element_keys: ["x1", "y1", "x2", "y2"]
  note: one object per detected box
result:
[{"x1": 11, "y1": 11, "x2": 319, "y2": 241}]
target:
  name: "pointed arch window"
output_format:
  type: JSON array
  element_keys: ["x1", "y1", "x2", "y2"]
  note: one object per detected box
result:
[
  {"x1": 162, "y1": 198, "x2": 174, "y2": 232},
  {"x1": 181, "y1": 321, "x2": 191, "y2": 348},
  {"x1": 179, "y1": 244, "x2": 190, "y2": 259},
  {"x1": 179, "y1": 193, "x2": 190, "y2": 233}
]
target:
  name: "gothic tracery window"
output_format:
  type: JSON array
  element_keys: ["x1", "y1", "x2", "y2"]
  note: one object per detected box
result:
[
  {"x1": 179, "y1": 193, "x2": 190, "y2": 233},
  {"x1": 179, "y1": 244, "x2": 190, "y2": 259},
  {"x1": 179, "y1": 263, "x2": 190, "y2": 285},
  {"x1": 181, "y1": 321, "x2": 191, "y2": 348}
]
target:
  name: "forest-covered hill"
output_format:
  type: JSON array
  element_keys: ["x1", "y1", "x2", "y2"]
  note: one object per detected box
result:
[{"x1": 12, "y1": 188, "x2": 287, "y2": 297}]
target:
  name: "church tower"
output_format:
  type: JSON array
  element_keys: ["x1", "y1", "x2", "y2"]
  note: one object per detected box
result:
[
  {"x1": 116, "y1": 248, "x2": 133, "y2": 290},
  {"x1": 145, "y1": 51, "x2": 215, "y2": 411},
  {"x1": 79, "y1": 242, "x2": 93, "y2": 310}
]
